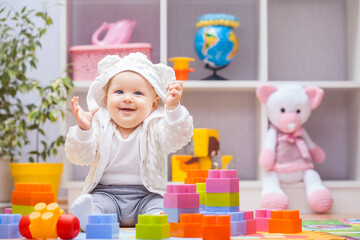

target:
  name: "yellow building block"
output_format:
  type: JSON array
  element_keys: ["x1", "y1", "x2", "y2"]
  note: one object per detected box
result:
[
  {"x1": 206, "y1": 192, "x2": 239, "y2": 207},
  {"x1": 171, "y1": 155, "x2": 199, "y2": 182},
  {"x1": 199, "y1": 156, "x2": 212, "y2": 170},
  {"x1": 29, "y1": 202, "x2": 64, "y2": 239},
  {"x1": 198, "y1": 156, "x2": 233, "y2": 170},
  {"x1": 221, "y1": 155, "x2": 233, "y2": 169},
  {"x1": 193, "y1": 129, "x2": 219, "y2": 157}
]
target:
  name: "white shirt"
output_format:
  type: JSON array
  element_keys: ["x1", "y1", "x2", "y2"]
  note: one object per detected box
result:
[{"x1": 99, "y1": 123, "x2": 142, "y2": 185}]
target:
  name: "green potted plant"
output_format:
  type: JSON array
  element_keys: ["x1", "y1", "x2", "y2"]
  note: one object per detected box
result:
[{"x1": 0, "y1": 5, "x2": 73, "y2": 201}]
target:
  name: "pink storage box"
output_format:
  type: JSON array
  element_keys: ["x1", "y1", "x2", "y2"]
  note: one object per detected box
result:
[{"x1": 70, "y1": 43, "x2": 152, "y2": 81}]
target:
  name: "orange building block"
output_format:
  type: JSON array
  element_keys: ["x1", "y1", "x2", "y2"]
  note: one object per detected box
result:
[
  {"x1": 184, "y1": 169, "x2": 208, "y2": 184},
  {"x1": 203, "y1": 215, "x2": 231, "y2": 240},
  {"x1": 12, "y1": 183, "x2": 55, "y2": 206},
  {"x1": 269, "y1": 210, "x2": 302, "y2": 234},
  {"x1": 170, "y1": 214, "x2": 203, "y2": 238}
]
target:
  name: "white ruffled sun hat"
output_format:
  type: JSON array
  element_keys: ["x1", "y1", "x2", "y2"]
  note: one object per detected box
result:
[{"x1": 87, "y1": 52, "x2": 176, "y2": 110}]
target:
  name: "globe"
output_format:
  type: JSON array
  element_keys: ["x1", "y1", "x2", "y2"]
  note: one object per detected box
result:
[{"x1": 194, "y1": 14, "x2": 239, "y2": 80}]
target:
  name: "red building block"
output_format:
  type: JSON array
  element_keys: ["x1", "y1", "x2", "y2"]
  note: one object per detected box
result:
[
  {"x1": 170, "y1": 213, "x2": 203, "y2": 238},
  {"x1": 57, "y1": 214, "x2": 80, "y2": 239},
  {"x1": 269, "y1": 210, "x2": 302, "y2": 234},
  {"x1": 203, "y1": 215, "x2": 231, "y2": 240}
]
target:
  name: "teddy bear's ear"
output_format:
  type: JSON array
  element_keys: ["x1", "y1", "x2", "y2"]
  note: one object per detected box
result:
[
  {"x1": 256, "y1": 84, "x2": 277, "y2": 104},
  {"x1": 304, "y1": 87, "x2": 324, "y2": 110}
]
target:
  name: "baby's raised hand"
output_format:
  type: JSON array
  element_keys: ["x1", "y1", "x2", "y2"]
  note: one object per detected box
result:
[
  {"x1": 166, "y1": 81, "x2": 183, "y2": 110},
  {"x1": 71, "y1": 96, "x2": 99, "y2": 131}
]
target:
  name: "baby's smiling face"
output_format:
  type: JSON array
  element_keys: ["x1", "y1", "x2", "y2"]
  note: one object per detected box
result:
[{"x1": 106, "y1": 71, "x2": 159, "y2": 137}]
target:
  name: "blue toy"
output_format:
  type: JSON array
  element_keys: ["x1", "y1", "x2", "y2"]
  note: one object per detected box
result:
[
  {"x1": 0, "y1": 214, "x2": 22, "y2": 239},
  {"x1": 86, "y1": 214, "x2": 120, "y2": 239}
]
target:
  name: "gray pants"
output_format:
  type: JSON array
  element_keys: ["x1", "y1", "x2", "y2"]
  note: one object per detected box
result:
[{"x1": 90, "y1": 184, "x2": 163, "y2": 227}]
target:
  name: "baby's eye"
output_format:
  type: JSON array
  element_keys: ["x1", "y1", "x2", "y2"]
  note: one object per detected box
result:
[
  {"x1": 281, "y1": 108, "x2": 286, "y2": 113},
  {"x1": 134, "y1": 91, "x2": 143, "y2": 96},
  {"x1": 115, "y1": 90, "x2": 123, "y2": 94}
]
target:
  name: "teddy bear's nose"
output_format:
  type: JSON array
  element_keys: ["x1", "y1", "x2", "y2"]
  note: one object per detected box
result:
[{"x1": 288, "y1": 123, "x2": 296, "y2": 131}]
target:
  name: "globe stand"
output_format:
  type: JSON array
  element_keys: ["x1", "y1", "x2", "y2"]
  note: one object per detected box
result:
[{"x1": 202, "y1": 63, "x2": 229, "y2": 80}]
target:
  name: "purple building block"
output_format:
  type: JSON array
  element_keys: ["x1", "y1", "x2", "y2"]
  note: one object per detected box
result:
[{"x1": 0, "y1": 214, "x2": 22, "y2": 239}]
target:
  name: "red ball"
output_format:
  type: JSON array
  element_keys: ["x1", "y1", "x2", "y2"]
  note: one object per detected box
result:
[
  {"x1": 18, "y1": 215, "x2": 32, "y2": 239},
  {"x1": 57, "y1": 214, "x2": 80, "y2": 239}
]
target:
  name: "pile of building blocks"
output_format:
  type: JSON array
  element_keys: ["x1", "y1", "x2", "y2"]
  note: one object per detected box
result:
[
  {"x1": 165, "y1": 169, "x2": 302, "y2": 238},
  {"x1": 202, "y1": 170, "x2": 256, "y2": 236},
  {"x1": 136, "y1": 215, "x2": 170, "y2": 239},
  {"x1": 205, "y1": 170, "x2": 239, "y2": 212},
  {"x1": 81, "y1": 169, "x2": 302, "y2": 239},
  {"x1": 12, "y1": 183, "x2": 55, "y2": 216},
  {"x1": 18, "y1": 202, "x2": 80, "y2": 239},
  {"x1": 184, "y1": 169, "x2": 208, "y2": 211},
  {"x1": 86, "y1": 214, "x2": 120, "y2": 239},
  {"x1": 171, "y1": 129, "x2": 233, "y2": 182},
  {"x1": 164, "y1": 184, "x2": 200, "y2": 223},
  {"x1": 0, "y1": 214, "x2": 22, "y2": 239}
]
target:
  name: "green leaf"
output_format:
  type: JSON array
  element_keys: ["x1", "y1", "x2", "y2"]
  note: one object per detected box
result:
[
  {"x1": 49, "y1": 109, "x2": 58, "y2": 122},
  {"x1": 28, "y1": 109, "x2": 39, "y2": 122}
]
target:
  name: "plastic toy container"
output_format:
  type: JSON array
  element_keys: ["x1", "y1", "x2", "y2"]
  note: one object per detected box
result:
[{"x1": 70, "y1": 43, "x2": 152, "y2": 81}]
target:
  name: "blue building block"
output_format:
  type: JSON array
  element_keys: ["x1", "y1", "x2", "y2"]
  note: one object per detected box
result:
[
  {"x1": 163, "y1": 208, "x2": 199, "y2": 223},
  {"x1": 228, "y1": 212, "x2": 246, "y2": 236},
  {"x1": 85, "y1": 214, "x2": 120, "y2": 239},
  {"x1": 205, "y1": 206, "x2": 239, "y2": 212},
  {"x1": 0, "y1": 214, "x2": 22, "y2": 239}
]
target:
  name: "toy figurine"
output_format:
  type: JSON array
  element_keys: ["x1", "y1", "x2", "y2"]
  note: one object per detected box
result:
[{"x1": 256, "y1": 84, "x2": 333, "y2": 213}]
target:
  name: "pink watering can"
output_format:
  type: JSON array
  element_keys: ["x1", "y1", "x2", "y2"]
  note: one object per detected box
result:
[{"x1": 91, "y1": 20, "x2": 137, "y2": 46}]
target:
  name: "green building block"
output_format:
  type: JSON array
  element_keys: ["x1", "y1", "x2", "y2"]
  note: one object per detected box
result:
[
  {"x1": 12, "y1": 205, "x2": 34, "y2": 216},
  {"x1": 206, "y1": 192, "x2": 239, "y2": 207},
  {"x1": 136, "y1": 215, "x2": 170, "y2": 239},
  {"x1": 196, "y1": 183, "x2": 206, "y2": 205}
]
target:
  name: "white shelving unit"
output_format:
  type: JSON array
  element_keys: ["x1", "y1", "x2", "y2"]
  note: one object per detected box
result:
[{"x1": 63, "y1": 0, "x2": 360, "y2": 213}]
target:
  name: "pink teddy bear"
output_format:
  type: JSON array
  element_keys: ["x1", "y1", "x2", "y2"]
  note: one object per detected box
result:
[{"x1": 256, "y1": 83, "x2": 333, "y2": 213}]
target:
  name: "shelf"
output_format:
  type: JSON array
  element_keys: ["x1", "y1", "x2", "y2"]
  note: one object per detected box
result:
[
  {"x1": 73, "y1": 80, "x2": 360, "y2": 93},
  {"x1": 0, "y1": 202, "x2": 11, "y2": 210},
  {"x1": 65, "y1": 0, "x2": 360, "y2": 212}
]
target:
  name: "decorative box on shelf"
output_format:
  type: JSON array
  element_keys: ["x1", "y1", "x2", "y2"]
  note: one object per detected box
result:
[{"x1": 70, "y1": 43, "x2": 152, "y2": 81}]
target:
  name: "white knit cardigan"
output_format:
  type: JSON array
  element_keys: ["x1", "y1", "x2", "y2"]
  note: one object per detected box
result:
[{"x1": 65, "y1": 105, "x2": 193, "y2": 196}]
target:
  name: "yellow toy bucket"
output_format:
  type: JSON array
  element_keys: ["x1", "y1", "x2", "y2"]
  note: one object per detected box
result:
[{"x1": 10, "y1": 163, "x2": 63, "y2": 200}]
